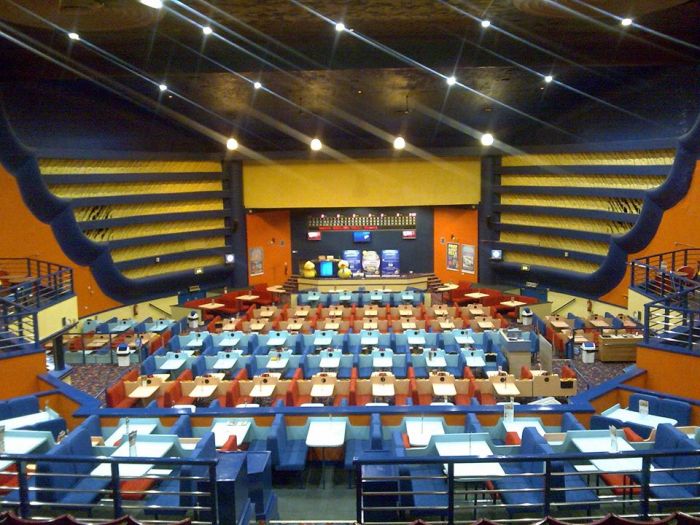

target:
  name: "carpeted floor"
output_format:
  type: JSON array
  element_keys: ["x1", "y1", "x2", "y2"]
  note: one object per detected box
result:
[{"x1": 68, "y1": 363, "x2": 139, "y2": 405}]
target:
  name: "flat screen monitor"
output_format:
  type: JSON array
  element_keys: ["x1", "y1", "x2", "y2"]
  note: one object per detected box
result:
[
  {"x1": 318, "y1": 260, "x2": 335, "y2": 277},
  {"x1": 402, "y1": 230, "x2": 416, "y2": 240},
  {"x1": 307, "y1": 231, "x2": 321, "y2": 241},
  {"x1": 490, "y1": 249, "x2": 503, "y2": 261},
  {"x1": 353, "y1": 231, "x2": 371, "y2": 243}
]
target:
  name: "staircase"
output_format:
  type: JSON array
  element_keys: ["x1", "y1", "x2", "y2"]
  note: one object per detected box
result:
[
  {"x1": 282, "y1": 275, "x2": 299, "y2": 292},
  {"x1": 426, "y1": 273, "x2": 444, "y2": 292}
]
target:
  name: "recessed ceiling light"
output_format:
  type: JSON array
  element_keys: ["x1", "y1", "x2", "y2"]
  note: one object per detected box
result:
[
  {"x1": 393, "y1": 136, "x2": 406, "y2": 150},
  {"x1": 253, "y1": 81, "x2": 262, "y2": 90},
  {"x1": 480, "y1": 133, "x2": 494, "y2": 146},
  {"x1": 226, "y1": 138, "x2": 239, "y2": 151},
  {"x1": 446, "y1": 76, "x2": 457, "y2": 86},
  {"x1": 335, "y1": 22, "x2": 346, "y2": 32},
  {"x1": 139, "y1": 0, "x2": 163, "y2": 8},
  {"x1": 310, "y1": 138, "x2": 322, "y2": 151},
  {"x1": 481, "y1": 19, "x2": 491, "y2": 28},
  {"x1": 621, "y1": 18, "x2": 633, "y2": 27},
  {"x1": 158, "y1": 83, "x2": 168, "y2": 92},
  {"x1": 202, "y1": 26, "x2": 213, "y2": 36},
  {"x1": 544, "y1": 75, "x2": 554, "y2": 83},
  {"x1": 68, "y1": 32, "x2": 80, "y2": 41}
]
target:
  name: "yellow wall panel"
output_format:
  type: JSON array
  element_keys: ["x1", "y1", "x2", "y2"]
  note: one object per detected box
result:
[
  {"x1": 112, "y1": 237, "x2": 226, "y2": 263},
  {"x1": 501, "y1": 174, "x2": 664, "y2": 189},
  {"x1": 500, "y1": 213, "x2": 633, "y2": 235},
  {"x1": 48, "y1": 180, "x2": 222, "y2": 198},
  {"x1": 500, "y1": 194, "x2": 643, "y2": 212},
  {"x1": 73, "y1": 200, "x2": 224, "y2": 221},
  {"x1": 500, "y1": 232, "x2": 609, "y2": 255},
  {"x1": 83, "y1": 219, "x2": 226, "y2": 242},
  {"x1": 40, "y1": 159, "x2": 222, "y2": 174},
  {"x1": 501, "y1": 150, "x2": 675, "y2": 167},
  {"x1": 243, "y1": 158, "x2": 480, "y2": 208},
  {"x1": 503, "y1": 251, "x2": 600, "y2": 273},
  {"x1": 122, "y1": 256, "x2": 223, "y2": 279}
]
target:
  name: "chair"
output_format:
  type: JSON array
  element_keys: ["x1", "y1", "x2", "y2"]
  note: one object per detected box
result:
[{"x1": 266, "y1": 414, "x2": 308, "y2": 471}]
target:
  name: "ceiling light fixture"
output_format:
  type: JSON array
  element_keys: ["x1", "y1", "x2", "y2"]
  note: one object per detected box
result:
[
  {"x1": 335, "y1": 22, "x2": 346, "y2": 32},
  {"x1": 139, "y1": 0, "x2": 163, "y2": 8},
  {"x1": 310, "y1": 138, "x2": 322, "y2": 151},
  {"x1": 158, "y1": 83, "x2": 168, "y2": 92},
  {"x1": 393, "y1": 136, "x2": 406, "y2": 150},
  {"x1": 253, "y1": 81, "x2": 262, "y2": 90},
  {"x1": 621, "y1": 18, "x2": 633, "y2": 27},
  {"x1": 544, "y1": 75, "x2": 553, "y2": 83},
  {"x1": 480, "y1": 133, "x2": 494, "y2": 146},
  {"x1": 446, "y1": 76, "x2": 457, "y2": 86},
  {"x1": 68, "y1": 32, "x2": 80, "y2": 41},
  {"x1": 226, "y1": 138, "x2": 239, "y2": 151},
  {"x1": 481, "y1": 20, "x2": 491, "y2": 28},
  {"x1": 202, "y1": 26, "x2": 213, "y2": 36}
]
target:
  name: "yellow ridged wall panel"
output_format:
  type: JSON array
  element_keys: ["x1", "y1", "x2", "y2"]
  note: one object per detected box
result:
[
  {"x1": 499, "y1": 232, "x2": 609, "y2": 255},
  {"x1": 48, "y1": 180, "x2": 222, "y2": 198},
  {"x1": 83, "y1": 218, "x2": 226, "y2": 242},
  {"x1": 503, "y1": 252, "x2": 599, "y2": 274},
  {"x1": 40, "y1": 159, "x2": 222, "y2": 174},
  {"x1": 501, "y1": 175, "x2": 664, "y2": 189},
  {"x1": 500, "y1": 214, "x2": 633, "y2": 235},
  {"x1": 122, "y1": 256, "x2": 223, "y2": 279},
  {"x1": 111, "y1": 237, "x2": 226, "y2": 263},
  {"x1": 501, "y1": 150, "x2": 675, "y2": 167},
  {"x1": 73, "y1": 200, "x2": 224, "y2": 222},
  {"x1": 243, "y1": 158, "x2": 480, "y2": 208},
  {"x1": 500, "y1": 194, "x2": 643, "y2": 213}
]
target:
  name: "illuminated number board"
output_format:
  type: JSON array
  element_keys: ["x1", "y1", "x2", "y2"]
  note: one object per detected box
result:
[{"x1": 307, "y1": 212, "x2": 417, "y2": 231}]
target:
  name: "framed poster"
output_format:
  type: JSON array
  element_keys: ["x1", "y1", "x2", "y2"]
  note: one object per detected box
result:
[
  {"x1": 461, "y1": 244, "x2": 475, "y2": 274},
  {"x1": 380, "y1": 249, "x2": 400, "y2": 275},
  {"x1": 248, "y1": 247, "x2": 264, "y2": 276},
  {"x1": 343, "y1": 249, "x2": 362, "y2": 273},
  {"x1": 446, "y1": 243, "x2": 459, "y2": 271}
]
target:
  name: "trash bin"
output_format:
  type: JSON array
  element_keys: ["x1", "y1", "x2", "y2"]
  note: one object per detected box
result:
[
  {"x1": 520, "y1": 308, "x2": 533, "y2": 326},
  {"x1": 187, "y1": 310, "x2": 199, "y2": 330},
  {"x1": 581, "y1": 341, "x2": 596, "y2": 364},
  {"x1": 116, "y1": 343, "x2": 131, "y2": 367}
]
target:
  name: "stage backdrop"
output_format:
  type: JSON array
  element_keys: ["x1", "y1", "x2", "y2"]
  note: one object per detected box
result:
[{"x1": 290, "y1": 207, "x2": 434, "y2": 274}]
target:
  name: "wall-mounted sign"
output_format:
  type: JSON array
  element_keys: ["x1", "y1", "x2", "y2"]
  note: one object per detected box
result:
[
  {"x1": 461, "y1": 244, "x2": 475, "y2": 274},
  {"x1": 249, "y1": 247, "x2": 264, "y2": 276},
  {"x1": 446, "y1": 243, "x2": 459, "y2": 271},
  {"x1": 307, "y1": 212, "x2": 417, "y2": 231}
]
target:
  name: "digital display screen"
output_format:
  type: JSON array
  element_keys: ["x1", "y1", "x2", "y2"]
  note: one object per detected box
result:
[
  {"x1": 402, "y1": 230, "x2": 416, "y2": 239},
  {"x1": 318, "y1": 260, "x2": 335, "y2": 277},
  {"x1": 353, "y1": 231, "x2": 371, "y2": 243},
  {"x1": 307, "y1": 231, "x2": 321, "y2": 241}
]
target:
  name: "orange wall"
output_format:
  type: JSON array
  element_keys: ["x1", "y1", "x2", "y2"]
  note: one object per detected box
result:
[
  {"x1": 637, "y1": 345, "x2": 700, "y2": 399},
  {"x1": 245, "y1": 210, "x2": 292, "y2": 286},
  {"x1": 0, "y1": 165, "x2": 120, "y2": 316},
  {"x1": 601, "y1": 160, "x2": 700, "y2": 306},
  {"x1": 0, "y1": 352, "x2": 45, "y2": 399},
  {"x1": 433, "y1": 207, "x2": 479, "y2": 283}
]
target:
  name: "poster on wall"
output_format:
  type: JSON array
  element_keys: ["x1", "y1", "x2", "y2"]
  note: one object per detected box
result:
[
  {"x1": 446, "y1": 243, "x2": 459, "y2": 271},
  {"x1": 362, "y1": 250, "x2": 381, "y2": 276},
  {"x1": 343, "y1": 250, "x2": 362, "y2": 273},
  {"x1": 248, "y1": 247, "x2": 264, "y2": 276},
  {"x1": 380, "y1": 249, "x2": 400, "y2": 276},
  {"x1": 461, "y1": 244, "x2": 475, "y2": 274}
]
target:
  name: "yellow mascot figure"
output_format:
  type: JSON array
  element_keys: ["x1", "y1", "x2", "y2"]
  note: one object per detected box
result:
[
  {"x1": 302, "y1": 260, "x2": 317, "y2": 278},
  {"x1": 337, "y1": 260, "x2": 351, "y2": 279}
]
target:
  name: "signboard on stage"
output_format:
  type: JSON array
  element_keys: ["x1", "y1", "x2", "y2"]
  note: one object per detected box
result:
[
  {"x1": 343, "y1": 250, "x2": 362, "y2": 273},
  {"x1": 461, "y1": 244, "x2": 475, "y2": 274},
  {"x1": 362, "y1": 250, "x2": 381, "y2": 276},
  {"x1": 380, "y1": 249, "x2": 400, "y2": 276}
]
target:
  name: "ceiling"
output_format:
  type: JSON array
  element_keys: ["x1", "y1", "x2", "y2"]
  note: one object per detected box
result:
[{"x1": 0, "y1": 0, "x2": 699, "y2": 155}]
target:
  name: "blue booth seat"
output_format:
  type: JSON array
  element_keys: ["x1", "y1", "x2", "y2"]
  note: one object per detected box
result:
[
  {"x1": 170, "y1": 415, "x2": 193, "y2": 437},
  {"x1": 561, "y1": 413, "x2": 586, "y2": 432},
  {"x1": 266, "y1": 414, "x2": 307, "y2": 471},
  {"x1": 465, "y1": 413, "x2": 483, "y2": 433},
  {"x1": 0, "y1": 396, "x2": 67, "y2": 440}
]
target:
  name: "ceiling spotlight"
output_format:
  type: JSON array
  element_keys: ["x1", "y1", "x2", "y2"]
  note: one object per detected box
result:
[
  {"x1": 226, "y1": 138, "x2": 239, "y2": 151},
  {"x1": 335, "y1": 22, "x2": 346, "y2": 32},
  {"x1": 158, "y1": 83, "x2": 168, "y2": 92},
  {"x1": 202, "y1": 26, "x2": 213, "y2": 36},
  {"x1": 481, "y1": 19, "x2": 491, "y2": 28},
  {"x1": 310, "y1": 138, "x2": 323, "y2": 151},
  {"x1": 253, "y1": 81, "x2": 262, "y2": 90},
  {"x1": 621, "y1": 18, "x2": 633, "y2": 27},
  {"x1": 446, "y1": 76, "x2": 457, "y2": 86},
  {"x1": 68, "y1": 32, "x2": 80, "y2": 41},
  {"x1": 139, "y1": 0, "x2": 163, "y2": 8},
  {"x1": 544, "y1": 75, "x2": 554, "y2": 83},
  {"x1": 393, "y1": 136, "x2": 406, "y2": 150},
  {"x1": 480, "y1": 133, "x2": 494, "y2": 146}
]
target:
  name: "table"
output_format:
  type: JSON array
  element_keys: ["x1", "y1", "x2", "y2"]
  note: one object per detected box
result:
[
  {"x1": 238, "y1": 295, "x2": 260, "y2": 302},
  {"x1": 432, "y1": 382, "x2": 457, "y2": 397},
  {"x1": 363, "y1": 322, "x2": 378, "y2": 330},
  {"x1": 187, "y1": 338, "x2": 205, "y2": 349},
  {"x1": 361, "y1": 335, "x2": 379, "y2": 346},
  {"x1": 503, "y1": 420, "x2": 546, "y2": 437},
  {"x1": 218, "y1": 335, "x2": 241, "y2": 348},
  {"x1": 91, "y1": 440, "x2": 174, "y2": 478},
  {"x1": 373, "y1": 356, "x2": 393, "y2": 369},
  {"x1": 267, "y1": 285, "x2": 286, "y2": 294},
  {"x1": 604, "y1": 408, "x2": 677, "y2": 428},
  {"x1": 338, "y1": 292, "x2": 352, "y2": 302},
  {"x1": 104, "y1": 423, "x2": 158, "y2": 447},
  {"x1": 589, "y1": 318, "x2": 610, "y2": 328},
  {"x1": 310, "y1": 383, "x2": 335, "y2": 399},
  {"x1": 267, "y1": 335, "x2": 287, "y2": 347},
  {"x1": 250, "y1": 322, "x2": 266, "y2": 331},
  {"x1": 398, "y1": 308, "x2": 413, "y2": 317},
  {"x1": 324, "y1": 322, "x2": 340, "y2": 330},
  {"x1": 468, "y1": 308, "x2": 485, "y2": 316},
  {"x1": 436, "y1": 283, "x2": 458, "y2": 292},
  {"x1": 293, "y1": 309, "x2": 310, "y2": 317},
  {"x1": 405, "y1": 420, "x2": 445, "y2": 447},
  {"x1": 465, "y1": 292, "x2": 489, "y2": 299},
  {"x1": 500, "y1": 300, "x2": 526, "y2": 308},
  {"x1": 211, "y1": 421, "x2": 251, "y2": 448},
  {"x1": 250, "y1": 383, "x2": 276, "y2": 398},
  {"x1": 0, "y1": 435, "x2": 50, "y2": 471},
  {"x1": 372, "y1": 383, "x2": 395, "y2": 398},
  {"x1": 439, "y1": 321, "x2": 455, "y2": 330},
  {"x1": 407, "y1": 335, "x2": 426, "y2": 346},
  {"x1": 128, "y1": 384, "x2": 160, "y2": 399},
  {"x1": 213, "y1": 357, "x2": 238, "y2": 370},
  {"x1": 477, "y1": 321, "x2": 494, "y2": 330},
  {"x1": 111, "y1": 322, "x2": 134, "y2": 333},
  {"x1": 465, "y1": 355, "x2": 486, "y2": 368},
  {"x1": 266, "y1": 357, "x2": 289, "y2": 370},
  {"x1": 434, "y1": 307, "x2": 450, "y2": 316},
  {"x1": 306, "y1": 420, "x2": 347, "y2": 488},
  {"x1": 425, "y1": 354, "x2": 447, "y2": 368},
  {"x1": 199, "y1": 302, "x2": 224, "y2": 311},
  {"x1": 328, "y1": 309, "x2": 343, "y2": 317},
  {"x1": 492, "y1": 382, "x2": 520, "y2": 397},
  {"x1": 320, "y1": 357, "x2": 340, "y2": 369},
  {"x1": 572, "y1": 436, "x2": 643, "y2": 472},
  {"x1": 402, "y1": 322, "x2": 417, "y2": 330},
  {"x1": 159, "y1": 357, "x2": 187, "y2": 370},
  {"x1": 259, "y1": 309, "x2": 275, "y2": 318},
  {"x1": 0, "y1": 411, "x2": 52, "y2": 431},
  {"x1": 455, "y1": 334, "x2": 475, "y2": 345},
  {"x1": 314, "y1": 335, "x2": 333, "y2": 346},
  {"x1": 287, "y1": 322, "x2": 303, "y2": 331},
  {"x1": 435, "y1": 440, "x2": 505, "y2": 479},
  {"x1": 189, "y1": 384, "x2": 218, "y2": 399},
  {"x1": 550, "y1": 320, "x2": 570, "y2": 329},
  {"x1": 364, "y1": 309, "x2": 378, "y2": 317}
]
